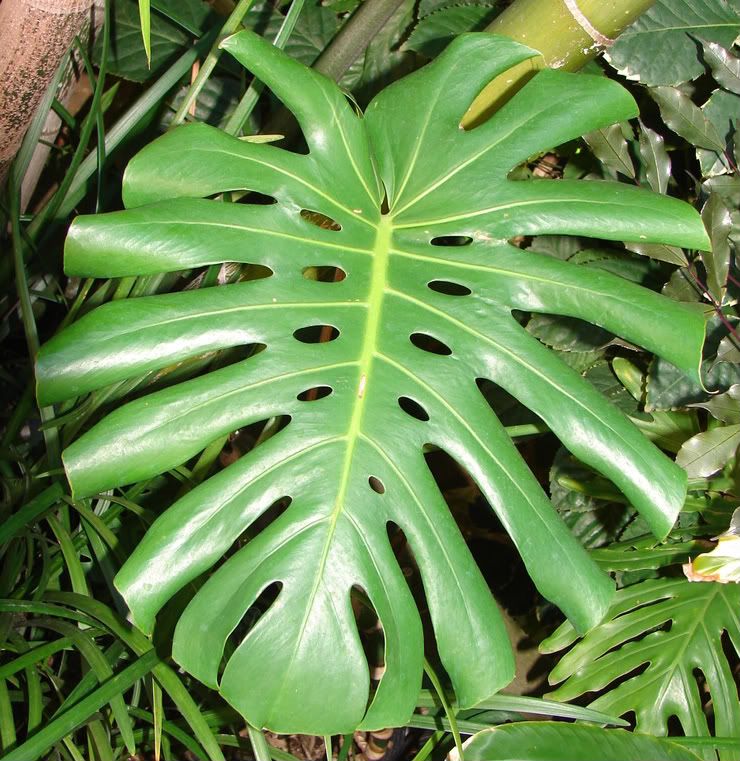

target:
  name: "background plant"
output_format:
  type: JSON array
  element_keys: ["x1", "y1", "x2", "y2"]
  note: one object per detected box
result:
[{"x1": 1, "y1": 0, "x2": 739, "y2": 759}]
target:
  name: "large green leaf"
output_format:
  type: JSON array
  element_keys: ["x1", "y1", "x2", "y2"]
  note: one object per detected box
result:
[
  {"x1": 37, "y1": 33, "x2": 710, "y2": 734},
  {"x1": 542, "y1": 578, "x2": 740, "y2": 752}
]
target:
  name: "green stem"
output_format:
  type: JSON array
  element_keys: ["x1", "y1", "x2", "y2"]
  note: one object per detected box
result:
[
  {"x1": 171, "y1": 0, "x2": 256, "y2": 127},
  {"x1": 313, "y1": 0, "x2": 407, "y2": 82},
  {"x1": 463, "y1": 0, "x2": 656, "y2": 126},
  {"x1": 247, "y1": 724, "x2": 272, "y2": 761},
  {"x1": 224, "y1": 0, "x2": 307, "y2": 136},
  {"x1": 423, "y1": 658, "x2": 463, "y2": 760}
]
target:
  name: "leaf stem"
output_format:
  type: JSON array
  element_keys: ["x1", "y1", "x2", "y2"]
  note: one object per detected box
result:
[
  {"x1": 171, "y1": 0, "x2": 257, "y2": 127},
  {"x1": 247, "y1": 724, "x2": 272, "y2": 761},
  {"x1": 313, "y1": 0, "x2": 408, "y2": 82},
  {"x1": 423, "y1": 658, "x2": 463, "y2": 760}
]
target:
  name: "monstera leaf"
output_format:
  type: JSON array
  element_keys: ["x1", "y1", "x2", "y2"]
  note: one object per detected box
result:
[
  {"x1": 36, "y1": 32, "x2": 710, "y2": 733},
  {"x1": 542, "y1": 578, "x2": 740, "y2": 747}
]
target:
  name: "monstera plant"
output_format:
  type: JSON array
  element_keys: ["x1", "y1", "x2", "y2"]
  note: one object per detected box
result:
[{"x1": 36, "y1": 32, "x2": 711, "y2": 733}]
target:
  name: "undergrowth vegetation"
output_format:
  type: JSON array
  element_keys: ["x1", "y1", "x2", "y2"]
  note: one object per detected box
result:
[{"x1": 2, "y1": 0, "x2": 740, "y2": 759}]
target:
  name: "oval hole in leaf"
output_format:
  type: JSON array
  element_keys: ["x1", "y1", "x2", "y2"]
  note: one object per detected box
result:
[
  {"x1": 300, "y1": 209, "x2": 342, "y2": 231},
  {"x1": 427, "y1": 280, "x2": 472, "y2": 296},
  {"x1": 410, "y1": 332, "x2": 452, "y2": 356},
  {"x1": 239, "y1": 191, "x2": 278, "y2": 205},
  {"x1": 293, "y1": 325, "x2": 340, "y2": 343},
  {"x1": 430, "y1": 235, "x2": 473, "y2": 247},
  {"x1": 368, "y1": 476, "x2": 385, "y2": 494},
  {"x1": 302, "y1": 266, "x2": 347, "y2": 282},
  {"x1": 297, "y1": 386, "x2": 333, "y2": 402},
  {"x1": 398, "y1": 396, "x2": 429, "y2": 422}
]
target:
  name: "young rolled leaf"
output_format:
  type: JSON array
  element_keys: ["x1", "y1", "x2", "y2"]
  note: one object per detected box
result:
[{"x1": 37, "y1": 33, "x2": 709, "y2": 733}]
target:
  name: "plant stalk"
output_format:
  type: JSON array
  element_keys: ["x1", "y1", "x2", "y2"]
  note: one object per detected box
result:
[
  {"x1": 170, "y1": 0, "x2": 256, "y2": 127},
  {"x1": 463, "y1": 0, "x2": 656, "y2": 126},
  {"x1": 313, "y1": 0, "x2": 408, "y2": 82}
]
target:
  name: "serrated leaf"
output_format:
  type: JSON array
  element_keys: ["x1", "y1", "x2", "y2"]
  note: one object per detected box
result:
[
  {"x1": 717, "y1": 335, "x2": 740, "y2": 363},
  {"x1": 571, "y1": 247, "x2": 663, "y2": 286},
  {"x1": 606, "y1": 0, "x2": 740, "y2": 86},
  {"x1": 463, "y1": 722, "x2": 702, "y2": 761},
  {"x1": 662, "y1": 268, "x2": 701, "y2": 302},
  {"x1": 701, "y1": 192, "x2": 733, "y2": 302},
  {"x1": 543, "y1": 578, "x2": 740, "y2": 741},
  {"x1": 698, "y1": 88, "x2": 740, "y2": 177},
  {"x1": 705, "y1": 175, "x2": 740, "y2": 208},
  {"x1": 638, "y1": 120, "x2": 670, "y2": 194},
  {"x1": 526, "y1": 314, "x2": 612, "y2": 352},
  {"x1": 612, "y1": 357, "x2": 700, "y2": 453},
  {"x1": 676, "y1": 423, "x2": 740, "y2": 478},
  {"x1": 583, "y1": 123, "x2": 635, "y2": 179},
  {"x1": 37, "y1": 33, "x2": 710, "y2": 733},
  {"x1": 405, "y1": 4, "x2": 497, "y2": 58},
  {"x1": 701, "y1": 39, "x2": 740, "y2": 94},
  {"x1": 689, "y1": 384, "x2": 740, "y2": 423},
  {"x1": 650, "y1": 86, "x2": 726, "y2": 153},
  {"x1": 625, "y1": 241, "x2": 687, "y2": 266}
]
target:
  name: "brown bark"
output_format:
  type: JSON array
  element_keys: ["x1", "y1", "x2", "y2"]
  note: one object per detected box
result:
[{"x1": 0, "y1": 0, "x2": 92, "y2": 185}]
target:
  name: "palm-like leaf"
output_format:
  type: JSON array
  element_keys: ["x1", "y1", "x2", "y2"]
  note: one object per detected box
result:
[
  {"x1": 37, "y1": 32, "x2": 710, "y2": 733},
  {"x1": 542, "y1": 578, "x2": 740, "y2": 754}
]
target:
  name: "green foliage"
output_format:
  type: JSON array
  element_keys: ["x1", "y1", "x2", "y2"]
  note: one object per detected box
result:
[
  {"x1": 405, "y1": 4, "x2": 498, "y2": 57},
  {"x1": 96, "y1": 0, "x2": 191, "y2": 82},
  {"x1": 542, "y1": 578, "x2": 740, "y2": 750},
  {"x1": 463, "y1": 722, "x2": 703, "y2": 761},
  {"x1": 606, "y1": 0, "x2": 740, "y2": 86},
  {"x1": 34, "y1": 31, "x2": 710, "y2": 733}
]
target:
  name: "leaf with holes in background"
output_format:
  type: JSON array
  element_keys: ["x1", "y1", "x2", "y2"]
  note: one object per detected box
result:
[
  {"x1": 36, "y1": 33, "x2": 710, "y2": 733},
  {"x1": 542, "y1": 579, "x2": 740, "y2": 756}
]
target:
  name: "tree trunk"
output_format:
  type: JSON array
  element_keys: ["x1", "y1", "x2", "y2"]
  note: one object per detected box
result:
[
  {"x1": 462, "y1": 0, "x2": 656, "y2": 126},
  {"x1": 0, "y1": 0, "x2": 92, "y2": 186}
]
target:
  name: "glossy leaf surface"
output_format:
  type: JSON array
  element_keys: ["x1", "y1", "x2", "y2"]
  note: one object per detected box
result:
[
  {"x1": 543, "y1": 578, "x2": 740, "y2": 746},
  {"x1": 37, "y1": 33, "x2": 710, "y2": 733},
  {"x1": 462, "y1": 722, "x2": 701, "y2": 761}
]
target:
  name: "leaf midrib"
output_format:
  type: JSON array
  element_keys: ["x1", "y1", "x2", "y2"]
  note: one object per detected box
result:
[{"x1": 267, "y1": 216, "x2": 392, "y2": 711}]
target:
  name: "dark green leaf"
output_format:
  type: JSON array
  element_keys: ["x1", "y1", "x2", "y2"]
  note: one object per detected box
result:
[
  {"x1": 405, "y1": 4, "x2": 499, "y2": 58},
  {"x1": 697, "y1": 89, "x2": 740, "y2": 177},
  {"x1": 638, "y1": 120, "x2": 671, "y2": 195},
  {"x1": 701, "y1": 39, "x2": 740, "y2": 95},
  {"x1": 650, "y1": 86, "x2": 726, "y2": 153},
  {"x1": 625, "y1": 240, "x2": 687, "y2": 266},
  {"x1": 690, "y1": 384, "x2": 740, "y2": 423},
  {"x1": 526, "y1": 314, "x2": 613, "y2": 352},
  {"x1": 606, "y1": 0, "x2": 740, "y2": 86},
  {"x1": 97, "y1": 0, "x2": 189, "y2": 82},
  {"x1": 701, "y1": 192, "x2": 733, "y2": 301},
  {"x1": 676, "y1": 423, "x2": 740, "y2": 477},
  {"x1": 583, "y1": 123, "x2": 635, "y2": 179}
]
